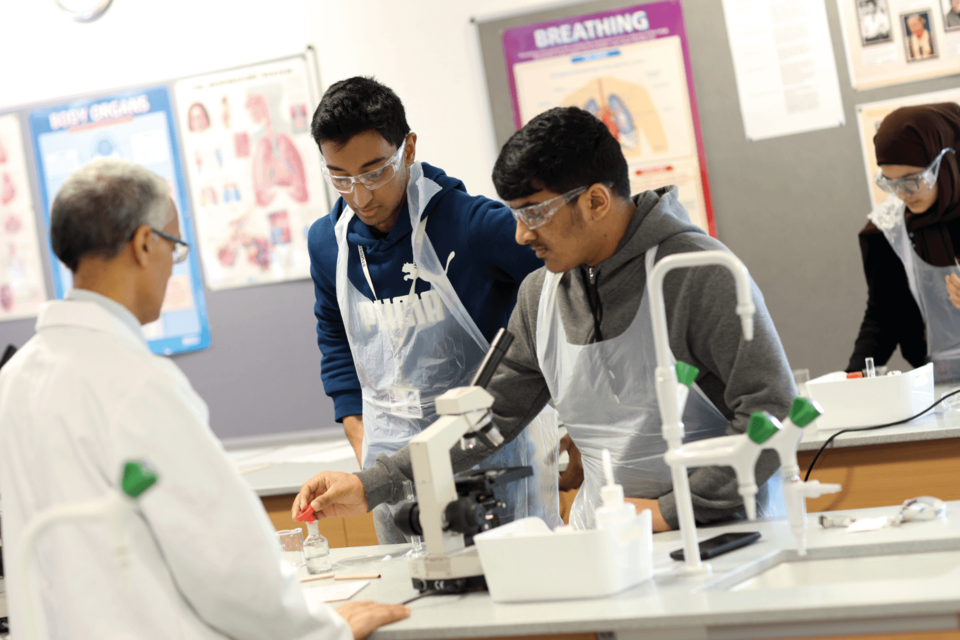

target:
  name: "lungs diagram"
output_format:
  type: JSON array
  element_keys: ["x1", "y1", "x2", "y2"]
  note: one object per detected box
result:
[{"x1": 562, "y1": 77, "x2": 668, "y2": 159}]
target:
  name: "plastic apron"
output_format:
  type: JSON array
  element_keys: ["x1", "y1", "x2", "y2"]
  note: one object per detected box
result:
[
  {"x1": 536, "y1": 245, "x2": 781, "y2": 529},
  {"x1": 871, "y1": 197, "x2": 960, "y2": 375},
  {"x1": 335, "y1": 162, "x2": 561, "y2": 543}
]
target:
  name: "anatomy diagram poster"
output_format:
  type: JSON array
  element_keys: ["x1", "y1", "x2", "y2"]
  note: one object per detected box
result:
[
  {"x1": 175, "y1": 57, "x2": 326, "y2": 290},
  {"x1": 0, "y1": 114, "x2": 47, "y2": 321},
  {"x1": 856, "y1": 88, "x2": 960, "y2": 207},
  {"x1": 29, "y1": 87, "x2": 212, "y2": 356},
  {"x1": 837, "y1": 0, "x2": 960, "y2": 90},
  {"x1": 502, "y1": 1, "x2": 715, "y2": 235}
]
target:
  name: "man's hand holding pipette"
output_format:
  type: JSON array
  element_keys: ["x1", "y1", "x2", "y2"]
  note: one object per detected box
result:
[{"x1": 292, "y1": 471, "x2": 369, "y2": 520}]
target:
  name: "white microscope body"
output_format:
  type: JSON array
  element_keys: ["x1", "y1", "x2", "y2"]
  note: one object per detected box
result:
[
  {"x1": 400, "y1": 328, "x2": 522, "y2": 591},
  {"x1": 649, "y1": 251, "x2": 841, "y2": 572},
  {"x1": 405, "y1": 385, "x2": 494, "y2": 585}
]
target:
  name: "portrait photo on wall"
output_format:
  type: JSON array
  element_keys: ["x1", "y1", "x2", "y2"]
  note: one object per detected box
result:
[
  {"x1": 857, "y1": 0, "x2": 893, "y2": 45},
  {"x1": 944, "y1": 0, "x2": 960, "y2": 31},
  {"x1": 901, "y1": 10, "x2": 939, "y2": 61}
]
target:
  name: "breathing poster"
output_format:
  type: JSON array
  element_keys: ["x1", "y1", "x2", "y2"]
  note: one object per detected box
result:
[
  {"x1": 856, "y1": 88, "x2": 960, "y2": 207},
  {"x1": 174, "y1": 57, "x2": 326, "y2": 290},
  {"x1": 0, "y1": 114, "x2": 47, "y2": 321},
  {"x1": 501, "y1": 1, "x2": 715, "y2": 235},
  {"x1": 29, "y1": 86, "x2": 211, "y2": 356},
  {"x1": 837, "y1": 0, "x2": 960, "y2": 90}
]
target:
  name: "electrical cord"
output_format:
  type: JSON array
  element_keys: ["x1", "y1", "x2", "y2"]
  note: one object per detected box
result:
[
  {"x1": 803, "y1": 386, "x2": 960, "y2": 481},
  {"x1": 402, "y1": 590, "x2": 441, "y2": 605}
]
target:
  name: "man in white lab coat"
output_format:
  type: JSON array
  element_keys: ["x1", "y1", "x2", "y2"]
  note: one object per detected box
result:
[{"x1": 0, "y1": 158, "x2": 408, "y2": 639}]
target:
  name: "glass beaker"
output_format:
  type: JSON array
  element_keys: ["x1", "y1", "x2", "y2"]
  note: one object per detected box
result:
[
  {"x1": 277, "y1": 528, "x2": 305, "y2": 570},
  {"x1": 402, "y1": 480, "x2": 426, "y2": 559}
]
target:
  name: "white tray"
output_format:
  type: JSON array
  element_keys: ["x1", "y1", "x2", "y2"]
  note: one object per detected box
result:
[
  {"x1": 474, "y1": 513, "x2": 653, "y2": 603},
  {"x1": 805, "y1": 363, "x2": 934, "y2": 431}
]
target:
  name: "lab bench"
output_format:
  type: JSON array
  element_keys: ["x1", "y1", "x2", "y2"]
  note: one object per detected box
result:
[
  {"x1": 237, "y1": 407, "x2": 960, "y2": 548},
  {"x1": 797, "y1": 405, "x2": 960, "y2": 512},
  {"x1": 304, "y1": 501, "x2": 960, "y2": 640}
]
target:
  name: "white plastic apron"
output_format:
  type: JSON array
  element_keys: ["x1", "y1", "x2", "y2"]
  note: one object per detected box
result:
[
  {"x1": 335, "y1": 163, "x2": 560, "y2": 543},
  {"x1": 536, "y1": 245, "x2": 780, "y2": 529},
  {"x1": 872, "y1": 197, "x2": 960, "y2": 360}
]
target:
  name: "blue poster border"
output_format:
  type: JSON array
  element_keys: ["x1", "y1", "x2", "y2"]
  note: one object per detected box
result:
[{"x1": 28, "y1": 86, "x2": 211, "y2": 356}]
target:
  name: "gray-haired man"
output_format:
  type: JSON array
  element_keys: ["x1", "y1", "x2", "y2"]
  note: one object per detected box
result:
[{"x1": 0, "y1": 158, "x2": 407, "y2": 640}]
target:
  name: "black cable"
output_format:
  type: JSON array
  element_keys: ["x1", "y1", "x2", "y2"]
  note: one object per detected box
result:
[
  {"x1": 402, "y1": 590, "x2": 440, "y2": 605},
  {"x1": 803, "y1": 386, "x2": 960, "y2": 481}
]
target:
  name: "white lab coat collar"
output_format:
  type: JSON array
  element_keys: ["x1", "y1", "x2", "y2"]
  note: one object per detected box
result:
[{"x1": 35, "y1": 298, "x2": 149, "y2": 353}]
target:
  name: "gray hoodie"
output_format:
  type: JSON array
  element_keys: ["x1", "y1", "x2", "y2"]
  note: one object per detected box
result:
[{"x1": 356, "y1": 186, "x2": 796, "y2": 528}]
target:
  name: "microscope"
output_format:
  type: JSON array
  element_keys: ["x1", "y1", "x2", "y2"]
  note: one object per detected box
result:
[{"x1": 394, "y1": 329, "x2": 532, "y2": 593}]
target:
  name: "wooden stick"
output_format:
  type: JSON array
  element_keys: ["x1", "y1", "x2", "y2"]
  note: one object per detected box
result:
[
  {"x1": 238, "y1": 464, "x2": 270, "y2": 475},
  {"x1": 300, "y1": 572, "x2": 335, "y2": 582},
  {"x1": 334, "y1": 573, "x2": 380, "y2": 580}
]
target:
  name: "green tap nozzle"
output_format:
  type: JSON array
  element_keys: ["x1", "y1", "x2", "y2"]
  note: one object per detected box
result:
[
  {"x1": 789, "y1": 397, "x2": 822, "y2": 428},
  {"x1": 747, "y1": 411, "x2": 781, "y2": 444},
  {"x1": 121, "y1": 461, "x2": 159, "y2": 499},
  {"x1": 675, "y1": 361, "x2": 699, "y2": 388}
]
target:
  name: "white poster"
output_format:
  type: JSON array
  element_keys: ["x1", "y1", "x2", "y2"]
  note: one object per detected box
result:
[
  {"x1": 0, "y1": 113, "x2": 47, "y2": 321},
  {"x1": 721, "y1": 0, "x2": 846, "y2": 141},
  {"x1": 175, "y1": 57, "x2": 327, "y2": 290},
  {"x1": 837, "y1": 0, "x2": 960, "y2": 90},
  {"x1": 856, "y1": 88, "x2": 960, "y2": 207}
]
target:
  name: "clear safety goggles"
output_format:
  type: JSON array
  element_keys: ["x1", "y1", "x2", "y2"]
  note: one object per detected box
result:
[
  {"x1": 509, "y1": 186, "x2": 588, "y2": 230},
  {"x1": 875, "y1": 147, "x2": 955, "y2": 196},
  {"x1": 321, "y1": 138, "x2": 407, "y2": 194},
  {"x1": 152, "y1": 228, "x2": 190, "y2": 264}
]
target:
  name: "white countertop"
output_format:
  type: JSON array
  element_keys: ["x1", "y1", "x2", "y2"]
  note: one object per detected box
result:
[
  {"x1": 309, "y1": 501, "x2": 960, "y2": 639},
  {"x1": 798, "y1": 399, "x2": 960, "y2": 451},
  {"x1": 235, "y1": 404, "x2": 960, "y2": 498}
]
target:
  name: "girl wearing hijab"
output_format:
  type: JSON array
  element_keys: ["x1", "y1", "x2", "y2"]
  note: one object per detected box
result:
[{"x1": 848, "y1": 103, "x2": 960, "y2": 379}]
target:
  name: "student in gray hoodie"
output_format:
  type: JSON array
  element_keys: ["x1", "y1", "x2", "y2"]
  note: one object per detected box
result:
[{"x1": 293, "y1": 107, "x2": 796, "y2": 532}]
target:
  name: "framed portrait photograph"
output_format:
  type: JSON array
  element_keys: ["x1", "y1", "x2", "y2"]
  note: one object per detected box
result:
[
  {"x1": 856, "y1": 0, "x2": 894, "y2": 45},
  {"x1": 943, "y1": 0, "x2": 960, "y2": 32},
  {"x1": 901, "y1": 10, "x2": 939, "y2": 61}
]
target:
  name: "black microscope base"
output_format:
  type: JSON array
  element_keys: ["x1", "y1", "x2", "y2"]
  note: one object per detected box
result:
[{"x1": 412, "y1": 574, "x2": 488, "y2": 594}]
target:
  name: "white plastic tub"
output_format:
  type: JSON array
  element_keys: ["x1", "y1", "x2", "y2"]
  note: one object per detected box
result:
[
  {"x1": 473, "y1": 512, "x2": 653, "y2": 603},
  {"x1": 805, "y1": 363, "x2": 934, "y2": 431}
]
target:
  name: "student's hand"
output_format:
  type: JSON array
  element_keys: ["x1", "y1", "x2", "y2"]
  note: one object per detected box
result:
[
  {"x1": 336, "y1": 601, "x2": 410, "y2": 639},
  {"x1": 625, "y1": 497, "x2": 672, "y2": 532},
  {"x1": 558, "y1": 434, "x2": 584, "y2": 491},
  {"x1": 946, "y1": 274, "x2": 960, "y2": 310},
  {"x1": 342, "y1": 415, "x2": 364, "y2": 466},
  {"x1": 291, "y1": 472, "x2": 369, "y2": 520}
]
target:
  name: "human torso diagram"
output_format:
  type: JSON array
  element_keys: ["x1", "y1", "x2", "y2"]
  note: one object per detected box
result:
[
  {"x1": 562, "y1": 77, "x2": 668, "y2": 159},
  {"x1": 245, "y1": 93, "x2": 308, "y2": 207}
]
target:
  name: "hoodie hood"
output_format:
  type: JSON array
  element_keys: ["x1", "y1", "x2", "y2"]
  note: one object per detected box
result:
[
  {"x1": 591, "y1": 185, "x2": 706, "y2": 282},
  {"x1": 333, "y1": 162, "x2": 466, "y2": 252}
]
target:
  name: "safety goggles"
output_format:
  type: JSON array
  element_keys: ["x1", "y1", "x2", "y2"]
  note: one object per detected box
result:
[
  {"x1": 875, "y1": 147, "x2": 955, "y2": 196},
  {"x1": 509, "y1": 186, "x2": 587, "y2": 230},
  {"x1": 152, "y1": 228, "x2": 190, "y2": 264},
  {"x1": 321, "y1": 138, "x2": 407, "y2": 194}
]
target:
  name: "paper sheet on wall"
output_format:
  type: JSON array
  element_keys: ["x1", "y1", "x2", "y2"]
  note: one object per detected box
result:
[
  {"x1": 175, "y1": 57, "x2": 326, "y2": 290},
  {"x1": 0, "y1": 114, "x2": 47, "y2": 321},
  {"x1": 855, "y1": 88, "x2": 960, "y2": 207},
  {"x1": 501, "y1": 1, "x2": 717, "y2": 235},
  {"x1": 836, "y1": 0, "x2": 960, "y2": 90},
  {"x1": 721, "y1": 0, "x2": 845, "y2": 141}
]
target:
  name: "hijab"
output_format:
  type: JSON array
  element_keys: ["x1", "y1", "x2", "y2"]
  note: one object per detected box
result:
[{"x1": 874, "y1": 103, "x2": 960, "y2": 264}]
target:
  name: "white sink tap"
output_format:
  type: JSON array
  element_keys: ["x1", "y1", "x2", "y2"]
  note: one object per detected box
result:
[{"x1": 649, "y1": 250, "x2": 756, "y2": 573}]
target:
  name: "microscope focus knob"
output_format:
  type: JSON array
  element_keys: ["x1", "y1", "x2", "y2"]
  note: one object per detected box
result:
[
  {"x1": 394, "y1": 502, "x2": 423, "y2": 537},
  {"x1": 444, "y1": 496, "x2": 486, "y2": 535}
]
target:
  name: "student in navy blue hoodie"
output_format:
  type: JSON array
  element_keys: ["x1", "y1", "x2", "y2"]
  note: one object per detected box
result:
[{"x1": 303, "y1": 77, "x2": 561, "y2": 543}]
